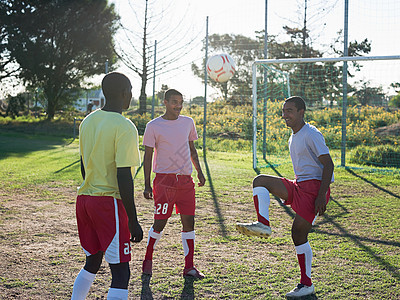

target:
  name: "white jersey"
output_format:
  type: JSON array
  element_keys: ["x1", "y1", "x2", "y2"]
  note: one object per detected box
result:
[{"x1": 288, "y1": 123, "x2": 334, "y2": 183}]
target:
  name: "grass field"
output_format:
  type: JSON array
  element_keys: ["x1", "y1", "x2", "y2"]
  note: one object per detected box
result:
[{"x1": 0, "y1": 130, "x2": 399, "y2": 299}]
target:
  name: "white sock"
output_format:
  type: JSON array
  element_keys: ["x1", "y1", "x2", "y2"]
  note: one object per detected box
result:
[
  {"x1": 147, "y1": 227, "x2": 163, "y2": 248},
  {"x1": 181, "y1": 231, "x2": 195, "y2": 256},
  {"x1": 295, "y1": 242, "x2": 313, "y2": 284},
  {"x1": 107, "y1": 288, "x2": 128, "y2": 300},
  {"x1": 144, "y1": 227, "x2": 163, "y2": 261},
  {"x1": 253, "y1": 186, "x2": 270, "y2": 225},
  {"x1": 71, "y1": 268, "x2": 96, "y2": 300}
]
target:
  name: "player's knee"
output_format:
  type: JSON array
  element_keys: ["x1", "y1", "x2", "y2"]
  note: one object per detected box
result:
[
  {"x1": 153, "y1": 219, "x2": 168, "y2": 232},
  {"x1": 84, "y1": 251, "x2": 103, "y2": 274},
  {"x1": 252, "y1": 175, "x2": 263, "y2": 187},
  {"x1": 182, "y1": 222, "x2": 195, "y2": 232},
  {"x1": 253, "y1": 175, "x2": 270, "y2": 188},
  {"x1": 181, "y1": 215, "x2": 195, "y2": 232},
  {"x1": 110, "y1": 262, "x2": 130, "y2": 289},
  {"x1": 291, "y1": 224, "x2": 310, "y2": 245}
]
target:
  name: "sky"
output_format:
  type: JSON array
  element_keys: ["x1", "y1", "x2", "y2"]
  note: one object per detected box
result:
[
  {"x1": 1, "y1": 0, "x2": 400, "y2": 99},
  {"x1": 109, "y1": 0, "x2": 400, "y2": 100}
]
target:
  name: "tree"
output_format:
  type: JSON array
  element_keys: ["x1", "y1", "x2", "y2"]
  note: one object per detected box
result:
[
  {"x1": 5, "y1": 94, "x2": 26, "y2": 118},
  {"x1": 353, "y1": 81, "x2": 385, "y2": 106},
  {"x1": 115, "y1": 0, "x2": 201, "y2": 114},
  {"x1": 191, "y1": 96, "x2": 204, "y2": 106},
  {"x1": 389, "y1": 82, "x2": 400, "y2": 108},
  {"x1": 269, "y1": 26, "x2": 327, "y2": 105},
  {"x1": 3, "y1": 0, "x2": 119, "y2": 119},
  {"x1": 390, "y1": 82, "x2": 400, "y2": 93},
  {"x1": 389, "y1": 94, "x2": 400, "y2": 108},
  {"x1": 270, "y1": 0, "x2": 370, "y2": 106},
  {"x1": 157, "y1": 84, "x2": 169, "y2": 101},
  {"x1": 330, "y1": 30, "x2": 372, "y2": 77},
  {"x1": 0, "y1": 0, "x2": 19, "y2": 91},
  {"x1": 265, "y1": 28, "x2": 371, "y2": 106}
]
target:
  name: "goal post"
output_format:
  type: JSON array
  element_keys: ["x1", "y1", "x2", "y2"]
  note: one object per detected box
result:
[{"x1": 252, "y1": 55, "x2": 400, "y2": 170}]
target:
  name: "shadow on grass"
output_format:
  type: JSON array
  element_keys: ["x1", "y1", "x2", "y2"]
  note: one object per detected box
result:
[
  {"x1": 260, "y1": 159, "x2": 400, "y2": 282},
  {"x1": 316, "y1": 211, "x2": 400, "y2": 282},
  {"x1": 203, "y1": 154, "x2": 228, "y2": 237},
  {"x1": 180, "y1": 277, "x2": 195, "y2": 299},
  {"x1": 255, "y1": 160, "x2": 295, "y2": 219},
  {"x1": 345, "y1": 167, "x2": 400, "y2": 199},
  {"x1": 318, "y1": 167, "x2": 400, "y2": 281},
  {"x1": 140, "y1": 274, "x2": 153, "y2": 300},
  {"x1": 140, "y1": 274, "x2": 196, "y2": 300},
  {"x1": 0, "y1": 131, "x2": 67, "y2": 160},
  {"x1": 54, "y1": 159, "x2": 80, "y2": 173},
  {"x1": 134, "y1": 161, "x2": 144, "y2": 179}
]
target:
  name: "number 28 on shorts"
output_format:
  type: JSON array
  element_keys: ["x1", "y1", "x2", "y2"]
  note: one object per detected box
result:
[{"x1": 154, "y1": 203, "x2": 169, "y2": 215}]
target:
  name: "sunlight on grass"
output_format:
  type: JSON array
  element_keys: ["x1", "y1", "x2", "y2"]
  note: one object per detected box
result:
[{"x1": 0, "y1": 117, "x2": 399, "y2": 299}]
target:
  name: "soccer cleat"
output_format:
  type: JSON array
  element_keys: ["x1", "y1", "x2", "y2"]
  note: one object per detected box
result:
[
  {"x1": 142, "y1": 259, "x2": 152, "y2": 275},
  {"x1": 235, "y1": 221, "x2": 272, "y2": 238},
  {"x1": 285, "y1": 283, "x2": 315, "y2": 298},
  {"x1": 183, "y1": 266, "x2": 205, "y2": 279}
]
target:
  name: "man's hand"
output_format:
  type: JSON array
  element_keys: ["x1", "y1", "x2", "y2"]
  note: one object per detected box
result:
[
  {"x1": 315, "y1": 153, "x2": 333, "y2": 217},
  {"x1": 197, "y1": 171, "x2": 206, "y2": 187},
  {"x1": 314, "y1": 194, "x2": 327, "y2": 216},
  {"x1": 143, "y1": 186, "x2": 153, "y2": 199},
  {"x1": 129, "y1": 221, "x2": 143, "y2": 243}
]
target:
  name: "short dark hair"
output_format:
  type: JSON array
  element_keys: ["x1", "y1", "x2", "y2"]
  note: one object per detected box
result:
[
  {"x1": 284, "y1": 96, "x2": 306, "y2": 111},
  {"x1": 164, "y1": 89, "x2": 183, "y2": 101},
  {"x1": 102, "y1": 72, "x2": 130, "y2": 101}
]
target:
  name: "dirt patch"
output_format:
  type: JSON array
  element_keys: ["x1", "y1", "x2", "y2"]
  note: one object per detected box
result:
[
  {"x1": 375, "y1": 122, "x2": 400, "y2": 136},
  {"x1": 0, "y1": 177, "x2": 398, "y2": 299},
  {"x1": 214, "y1": 132, "x2": 242, "y2": 139},
  {"x1": 0, "y1": 185, "x2": 80, "y2": 299},
  {"x1": 0, "y1": 182, "x2": 295, "y2": 299}
]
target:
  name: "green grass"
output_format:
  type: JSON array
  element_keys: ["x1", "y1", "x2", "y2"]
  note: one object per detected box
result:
[
  {"x1": 0, "y1": 130, "x2": 399, "y2": 299},
  {"x1": 0, "y1": 131, "x2": 81, "y2": 189}
]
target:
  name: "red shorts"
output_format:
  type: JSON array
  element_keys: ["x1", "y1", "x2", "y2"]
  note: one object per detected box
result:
[
  {"x1": 281, "y1": 178, "x2": 330, "y2": 224},
  {"x1": 76, "y1": 195, "x2": 131, "y2": 263},
  {"x1": 153, "y1": 173, "x2": 196, "y2": 220}
]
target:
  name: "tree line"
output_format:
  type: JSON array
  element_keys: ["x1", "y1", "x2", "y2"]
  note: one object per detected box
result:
[
  {"x1": 0, "y1": 0, "x2": 118, "y2": 120},
  {"x1": 0, "y1": 0, "x2": 202, "y2": 119},
  {"x1": 1, "y1": 0, "x2": 399, "y2": 120},
  {"x1": 191, "y1": 27, "x2": 398, "y2": 108}
]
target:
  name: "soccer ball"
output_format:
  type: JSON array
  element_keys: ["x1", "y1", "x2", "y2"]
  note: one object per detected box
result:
[{"x1": 206, "y1": 53, "x2": 236, "y2": 83}]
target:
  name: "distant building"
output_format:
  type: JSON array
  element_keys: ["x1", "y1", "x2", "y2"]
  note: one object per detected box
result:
[{"x1": 74, "y1": 89, "x2": 105, "y2": 113}]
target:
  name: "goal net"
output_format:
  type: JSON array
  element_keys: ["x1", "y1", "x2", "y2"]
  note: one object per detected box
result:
[{"x1": 252, "y1": 55, "x2": 400, "y2": 171}]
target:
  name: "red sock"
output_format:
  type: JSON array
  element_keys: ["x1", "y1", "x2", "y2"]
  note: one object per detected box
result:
[
  {"x1": 145, "y1": 237, "x2": 157, "y2": 261},
  {"x1": 182, "y1": 231, "x2": 195, "y2": 269},
  {"x1": 296, "y1": 242, "x2": 313, "y2": 286},
  {"x1": 144, "y1": 228, "x2": 162, "y2": 261},
  {"x1": 297, "y1": 254, "x2": 312, "y2": 286},
  {"x1": 184, "y1": 239, "x2": 194, "y2": 269}
]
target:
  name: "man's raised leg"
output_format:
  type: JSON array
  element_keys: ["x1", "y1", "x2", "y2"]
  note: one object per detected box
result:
[{"x1": 236, "y1": 175, "x2": 288, "y2": 238}]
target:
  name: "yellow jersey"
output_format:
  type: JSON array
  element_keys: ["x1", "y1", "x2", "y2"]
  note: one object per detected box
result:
[{"x1": 78, "y1": 109, "x2": 140, "y2": 198}]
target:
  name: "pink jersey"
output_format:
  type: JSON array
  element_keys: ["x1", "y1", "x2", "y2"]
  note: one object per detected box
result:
[{"x1": 143, "y1": 115, "x2": 198, "y2": 175}]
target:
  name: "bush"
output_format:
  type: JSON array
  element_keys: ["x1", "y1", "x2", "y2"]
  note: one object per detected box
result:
[
  {"x1": 126, "y1": 113, "x2": 152, "y2": 135},
  {"x1": 389, "y1": 94, "x2": 400, "y2": 108},
  {"x1": 349, "y1": 144, "x2": 400, "y2": 168},
  {"x1": 6, "y1": 95, "x2": 26, "y2": 118}
]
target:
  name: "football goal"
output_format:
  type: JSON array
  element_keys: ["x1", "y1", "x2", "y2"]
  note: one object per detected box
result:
[{"x1": 252, "y1": 55, "x2": 400, "y2": 170}]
